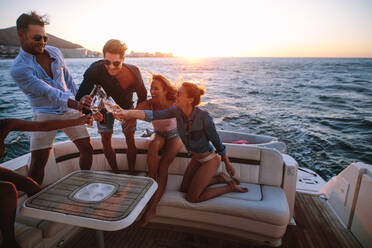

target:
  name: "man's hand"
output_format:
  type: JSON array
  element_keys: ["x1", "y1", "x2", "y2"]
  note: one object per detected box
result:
[
  {"x1": 93, "y1": 112, "x2": 103, "y2": 122},
  {"x1": 78, "y1": 114, "x2": 93, "y2": 125},
  {"x1": 79, "y1": 95, "x2": 92, "y2": 111}
]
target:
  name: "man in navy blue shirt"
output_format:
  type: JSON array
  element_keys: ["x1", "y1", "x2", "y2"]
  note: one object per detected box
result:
[
  {"x1": 11, "y1": 12, "x2": 93, "y2": 184},
  {"x1": 76, "y1": 40, "x2": 147, "y2": 174}
]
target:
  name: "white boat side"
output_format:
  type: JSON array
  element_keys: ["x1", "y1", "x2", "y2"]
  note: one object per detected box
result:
[{"x1": 1, "y1": 134, "x2": 370, "y2": 247}]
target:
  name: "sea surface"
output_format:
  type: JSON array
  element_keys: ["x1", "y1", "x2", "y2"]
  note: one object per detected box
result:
[{"x1": 1, "y1": 57, "x2": 371, "y2": 180}]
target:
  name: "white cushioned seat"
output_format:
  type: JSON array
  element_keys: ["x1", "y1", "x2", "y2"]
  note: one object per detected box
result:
[
  {"x1": 16, "y1": 215, "x2": 74, "y2": 238},
  {"x1": 159, "y1": 175, "x2": 289, "y2": 227},
  {"x1": 0, "y1": 222, "x2": 43, "y2": 248}
]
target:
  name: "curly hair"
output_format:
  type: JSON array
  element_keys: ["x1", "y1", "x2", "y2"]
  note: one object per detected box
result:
[
  {"x1": 16, "y1": 11, "x2": 49, "y2": 32},
  {"x1": 152, "y1": 74, "x2": 177, "y2": 101}
]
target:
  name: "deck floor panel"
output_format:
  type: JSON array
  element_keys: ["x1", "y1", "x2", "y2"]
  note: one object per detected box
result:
[{"x1": 64, "y1": 192, "x2": 362, "y2": 248}]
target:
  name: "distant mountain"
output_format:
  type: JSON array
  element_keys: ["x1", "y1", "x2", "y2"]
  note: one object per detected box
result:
[
  {"x1": 0, "y1": 26, "x2": 173, "y2": 58},
  {"x1": 0, "y1": 26, "x2": 83, "y2": 49}
]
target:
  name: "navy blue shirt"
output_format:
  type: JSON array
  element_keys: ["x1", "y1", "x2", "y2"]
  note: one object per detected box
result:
[
  {"x1": 144, "y1": 106, "x2": 226, "y2": 155},
  {"x1": 76, "y1": 60, "x2": 147, "y2": 109}
]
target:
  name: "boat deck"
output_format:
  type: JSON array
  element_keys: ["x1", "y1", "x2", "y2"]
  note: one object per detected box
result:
[{"x1": 64, "y1": 192, "x2": 362, "y2": 248}]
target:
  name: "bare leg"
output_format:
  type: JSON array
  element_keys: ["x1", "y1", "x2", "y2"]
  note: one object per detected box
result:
[
  {"x1": 28, "y1": 148, "x2": 51, "y2": 184},
  {"x1": 208, "y1": 172, "x2": 240, "y2": 186},
  {"x1": 100, "y1": 132, "x2": 119, "y2": 173},
  {"x1": 180, "y1": 158, "x2": 202, "y2": 193},
  {"x1": 0, "y1": 182, "x2": 21, "y2": 248},
  {"x1": 73, "y1": 137, "x2": 93, "y2": 171},
  {"x1": 139, "y1": 137, "x2": 183, "y2": 227},
  {"x1": 1, "y1": 117, "x2": 91, "y2": 159},
  {"x1": 124, "y1": 131, "x2": 136, "y2": 174},
  {"x1": 146, "y1": 134, "x2": 165, "y2": 179},
  {"x1": 186, "y1": 156, "x2": 247, "y2": 203}
]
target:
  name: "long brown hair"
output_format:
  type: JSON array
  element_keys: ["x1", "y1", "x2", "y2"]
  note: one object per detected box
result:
[{"x1": 152, "y1": 74, "x2": 177, "y2": 101}]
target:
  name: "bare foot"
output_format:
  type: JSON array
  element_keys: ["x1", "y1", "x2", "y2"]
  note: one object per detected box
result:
[
  {"x1": 137, "y1": 207, "x2": 156, "y2": 228},
  {"x1": 25, "y1": 177, "x2": 42, "y2": 197},
  {"x1": 218, "y1": 172, "x2": 240, "y2": 185},
  {"x1": 228, "y1": 181, "x2": 248, "y2": 193}
]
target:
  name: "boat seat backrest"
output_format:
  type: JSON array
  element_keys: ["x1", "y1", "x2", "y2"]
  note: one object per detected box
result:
[
  {"x1": 167, "y1": 144, "x2": 284, "y2": 187},
  {"x1": 52, "y1": 137, "x2": 284, "y2": 187},
  {"x1": 222, "y1": 145, "x2": 284, "y2": 187}
]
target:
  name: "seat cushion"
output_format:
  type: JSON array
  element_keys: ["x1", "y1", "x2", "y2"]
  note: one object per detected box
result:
[
  {"x1": 159, "y1": 175, "x2": 289, "y2": 226},
  {"x1": 16, "y1": 214, "x2": 73, "y2": 239},
  {"x1": 165, "y1": 175, "x2": 261, "y2": 201},
  {"x1": 0, "y1": 222, "x2": 43, "y2": 248},
  {"x1": 38, "y1": 221, "x2": 74, "y2": 238}
]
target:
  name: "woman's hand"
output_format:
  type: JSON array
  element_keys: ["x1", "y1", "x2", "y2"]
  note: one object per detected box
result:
[
  {"x1": 226, "y1": 163, "x2": 235, "y2": 177},
  {"x1": 113, "y1": 110, "x2": 129, "y2": 121},
  {"x1": 223, "y1": 155, "x2": 235, "y2": 177}
]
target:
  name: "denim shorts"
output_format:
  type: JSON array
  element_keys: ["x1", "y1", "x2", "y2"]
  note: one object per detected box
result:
[
  {"x1": 97, "y1": 112, "x2": 136, "y2": 134},
  {"x1": 155, "y1": 128, "x2": 179, "y2": 140}
]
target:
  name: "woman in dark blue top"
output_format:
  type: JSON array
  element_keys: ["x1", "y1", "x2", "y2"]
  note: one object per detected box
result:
[{"x1": 114, "y1": 82, "x2": 247, "y2": 203}]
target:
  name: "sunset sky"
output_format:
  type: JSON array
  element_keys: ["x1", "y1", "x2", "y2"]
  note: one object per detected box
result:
[{"x1": 0, "y1": 0, "x2": 371, "y2": 58}]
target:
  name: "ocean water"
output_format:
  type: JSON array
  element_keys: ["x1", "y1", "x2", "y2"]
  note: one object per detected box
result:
[{"x1": 1, "y1": 57, "x2": 371, "y2": 180}]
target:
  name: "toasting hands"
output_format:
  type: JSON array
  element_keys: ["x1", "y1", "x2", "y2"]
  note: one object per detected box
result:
[
  {"x1": 79, "y1": 95, "x2": 92, "y2": 111},
  {"x1": 113, "y1": 110, "x2": 129, "y2": 121}
]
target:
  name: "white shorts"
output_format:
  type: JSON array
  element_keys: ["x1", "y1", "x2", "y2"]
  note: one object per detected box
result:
[
  {"x1": 195, "y1": 152, "x2": 219, "y2": 163},
  {"x1": 30, "y1": 110, "x2": 90, "y2": 151}
]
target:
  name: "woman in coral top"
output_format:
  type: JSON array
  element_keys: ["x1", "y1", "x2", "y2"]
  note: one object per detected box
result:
[{"x1": 128, "y1": 74, "x2": 183, "y2": 226}]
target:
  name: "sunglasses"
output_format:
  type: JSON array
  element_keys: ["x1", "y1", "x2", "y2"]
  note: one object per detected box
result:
[
  {"x1": 103, "y1": 60, "x2": 122, "y2": 67},
  {"x1": 32, "y1": 34, "x2": 48, "y2": 42}
]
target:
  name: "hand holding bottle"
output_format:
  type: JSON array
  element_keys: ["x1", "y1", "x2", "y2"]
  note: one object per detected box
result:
[{"x1": 79, "y1": 95, "x2": 92, "y2": 111}]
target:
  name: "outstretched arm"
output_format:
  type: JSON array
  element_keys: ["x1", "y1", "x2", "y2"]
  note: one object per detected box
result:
[
  {"x1": 126, "y1": 101, "x2": 151, "y2": 132},
  {"x1": 114, "y1": 110, "x2": 146, "y2": 121},
  {"x1": 3, "y1": 115, "x2": 92, "y2": 132},
  {"x1": 114, "y1": 106, "x2": 179, "y2": 122},
  {"x1": 1, "y1": 115, "x2": 92, "y2": 155}
]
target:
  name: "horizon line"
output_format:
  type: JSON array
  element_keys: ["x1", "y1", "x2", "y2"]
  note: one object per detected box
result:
[{"x1": 173, "y1": 56, "x2": 372, "y2": 59}]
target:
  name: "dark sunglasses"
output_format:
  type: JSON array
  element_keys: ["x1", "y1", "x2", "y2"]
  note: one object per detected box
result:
[
  {"x1": 32, "y1": 34, "x2": 48, "y2": 42},
  {"x1": 103, "y1": 60, "x2": 122, "y2": 67}
]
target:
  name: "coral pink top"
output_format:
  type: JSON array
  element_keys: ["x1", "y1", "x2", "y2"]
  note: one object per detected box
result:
[{"x1": 152, "y1": 118, "x2": 177, "y2": 132}]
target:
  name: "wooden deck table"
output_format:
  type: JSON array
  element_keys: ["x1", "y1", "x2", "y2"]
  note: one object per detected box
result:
[{"x1": 20, "y1": 170, "x2": 157, "y2": 248}]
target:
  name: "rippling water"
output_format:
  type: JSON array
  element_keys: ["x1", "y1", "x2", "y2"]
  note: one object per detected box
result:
[{"x1": 1, "y1": 57, "x2": 371, "y2": 180}]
